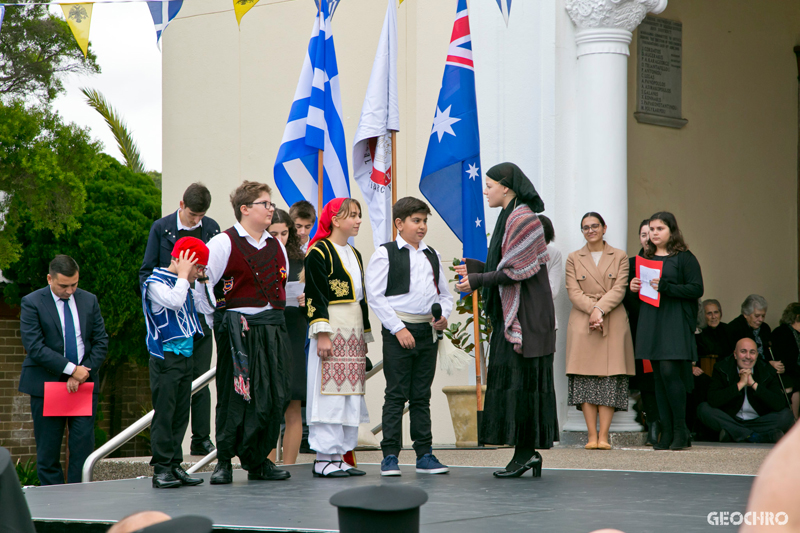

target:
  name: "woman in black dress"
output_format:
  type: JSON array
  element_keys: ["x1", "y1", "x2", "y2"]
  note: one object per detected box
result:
[
  {"x1": 770, "y1": 302, "x2": 800, "y2": 419},
  {"x1": 630, "y1": 212, "x2": 703, "y2": 450},
  {"x1": 267, "y1": 209, "x2": 307, "y2": 464},
  {"x1": 455, "y1": 163, "x2": 557, "y2": 478},
  {"x1": 624, "y1": 219, "x2": 661, "y2": 445}
]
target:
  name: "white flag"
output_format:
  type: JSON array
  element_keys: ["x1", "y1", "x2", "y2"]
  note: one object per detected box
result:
[{"x1": 353, "y1": 0, "x2": 399, "y2": 250}]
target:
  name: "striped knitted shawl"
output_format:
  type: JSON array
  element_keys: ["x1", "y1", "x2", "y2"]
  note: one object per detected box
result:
[{"x1": 496, "y1": 205, "x2": 549, "y2": 353}]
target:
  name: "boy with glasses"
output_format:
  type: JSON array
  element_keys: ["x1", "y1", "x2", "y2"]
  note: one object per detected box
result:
[{"x1": 204, "y1": 181, "x2": 293, "y2": 484}]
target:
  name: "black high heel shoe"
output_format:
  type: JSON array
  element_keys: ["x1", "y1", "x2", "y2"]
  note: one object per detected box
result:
[
  {"x1": 645, "y1": 421, "x2": 661, "y2": 446},
  {"x1": 653, "y1": 428, "x2": 674, "y2": 451},
  {"x1": 670, "y1": 427, "x2": 691, "y2": 451},
  {"x1": 492, "y1": 452, "x2": 543, "y2": 478}
]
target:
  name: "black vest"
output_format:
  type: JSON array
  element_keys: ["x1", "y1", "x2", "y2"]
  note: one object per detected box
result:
[{"x1": 382, "y1": 243, "x2": 440, "y2": 297}]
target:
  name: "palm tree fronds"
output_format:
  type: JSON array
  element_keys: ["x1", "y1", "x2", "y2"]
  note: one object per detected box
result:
[{"x1": 80, "y1": 87, "x2": 147, "y2": 174}]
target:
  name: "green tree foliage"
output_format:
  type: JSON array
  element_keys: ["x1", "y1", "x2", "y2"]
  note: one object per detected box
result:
[
  {"x1": 0, "y1": 4, "x2": 100, "y2": 104},
  {"x1": 0, "y1": 101, "x2": 102, "y2": 269},
  {"x1": 80, "y1": 87, "x2": 147, "y2": 174},
  {"x1": 3, "y1": 155, "x2": 161, "y2": 368}
]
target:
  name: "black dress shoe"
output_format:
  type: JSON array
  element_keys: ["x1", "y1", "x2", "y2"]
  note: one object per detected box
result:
[
  {"x1": 336, "y1": 462, "x2": 366, "y2": 476},
  {"x1": 190, "y1": 438, "x2": 216, "y2": 456},
  {"x1": 172, "y1": 466, "x2": 204, "y2": 486},
  {"x1": 670, "y1": 427, "x2": 691, "y2": 450},
  {"x1": 653, "y1": 428, "x2": 674, "y2": 450},
  {"x1": 152, "y1": 472, "x2": 182, "y2": 489},
  {"x1": 210, "y1": 462, "x2": 233, "y2": 485},
  {"x1": 248, "y1": 459, "x2": 291, "y2": 481},
  {"x1": 493, "y1": 453, "x2": 543, "y2": 478},
  {"x1": 646, "y1": 421, "x2": 661, "y2": 446},
  {"x1": 312, "y1": 460, "x2": 350, "y2": 478}
]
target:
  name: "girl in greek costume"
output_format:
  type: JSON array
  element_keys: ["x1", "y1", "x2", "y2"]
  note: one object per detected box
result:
[
  {"x1": 455, "y1": 162, "x2": 558, "y2": 478},
  {"x1": 304, "y1": 198, "x2": 372, "y2": 478}
]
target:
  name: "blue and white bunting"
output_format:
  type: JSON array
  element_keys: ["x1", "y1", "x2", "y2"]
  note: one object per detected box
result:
[
  {"x1": 147, "y1": 0, "x2": 183, "y2": 50},
  {"x1": 0, "y1": 5, "x2": 6, "y2": 35},
  {"x1": 496, "y1": 0, "x2": 511, "y2": 26},
  {"x1": 274, "y1": 0, "x2": 350, "y2": 214}
]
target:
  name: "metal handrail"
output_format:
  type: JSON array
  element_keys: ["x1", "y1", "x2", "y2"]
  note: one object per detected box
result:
[{"x1": 81, "y1": 367, "x2": 217, "y2": 482}]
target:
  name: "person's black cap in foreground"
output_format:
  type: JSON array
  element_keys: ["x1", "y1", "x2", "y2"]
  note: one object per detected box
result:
[{"x1": 330, "y1": 484, "x2": 428, "y2": 533}]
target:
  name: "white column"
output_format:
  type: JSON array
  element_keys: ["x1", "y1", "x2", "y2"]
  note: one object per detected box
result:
[{"x1": 565, "y1": 0, "x2": 668, "y2": 250}]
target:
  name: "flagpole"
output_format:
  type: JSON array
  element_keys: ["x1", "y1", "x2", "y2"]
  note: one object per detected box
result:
[
  {"x1": 391, "y1": 130, "x2": 398, "y2": 239},
  {"x1": 472, "y1": 291, "x2": 483, "y2": 415},
  {"x1": 318, "y1": 149, "x2": 324, "y2": 216}
]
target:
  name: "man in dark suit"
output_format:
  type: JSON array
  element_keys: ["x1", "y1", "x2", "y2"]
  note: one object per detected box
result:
[
  {"x1": 19, "y1": 255, "x2": 108, "y2": 485},
  {"x1": 139, "y1": 183, "x2": 220, "y2": 456}
]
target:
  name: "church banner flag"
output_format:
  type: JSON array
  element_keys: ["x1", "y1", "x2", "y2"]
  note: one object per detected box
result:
[
  {"x1": 61, "y1": 3, "x2": 93, "y2": 58},
  {"x1": 148, "y1": 0, "x2": 183, "y2": 50},
  {"x1": 274, "y1": 0, "x2": 350, "y2": 214},
  {"x1": 419, "y1": 0, "x2": 487, "y2": 262},
  {"x1": 233, "y1": 0, "x2": 260, "y2": 27},
  {"x1": 496, "y1": 0, "x2": 511, "y2": 26},
  {"x1": 353, "y1": 0, "x2": 398, "y2": 250}
]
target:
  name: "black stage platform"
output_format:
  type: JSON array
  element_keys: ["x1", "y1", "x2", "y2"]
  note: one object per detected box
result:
[{"x1": 24, "y1": 464, "x2": 753, "y2": 532}]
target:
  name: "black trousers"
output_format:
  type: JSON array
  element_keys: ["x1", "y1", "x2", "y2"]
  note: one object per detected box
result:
[
  {"x1": 380, "y1": 322, "x2": 438, "y2": 458},
  {"x1": 190, "y1": 321, "x2": 213, "y2": 445},
  {"x1": 696, "y1": 403, "x2": 795, "y2": 442},
  {"x1": 149, "y1": 351, "x2": 193, "y2": 474},
  {"x1": 30, "y1": 392, "x2": 98, "y2": 485}
]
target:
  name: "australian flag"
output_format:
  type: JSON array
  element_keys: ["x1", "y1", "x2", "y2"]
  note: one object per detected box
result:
[
  {"x1": 147, "y1": 0, "x2": 183, "y2": 50},
  {"x1": 419, "y1": 0, "x2": 487, "y2": 262}
]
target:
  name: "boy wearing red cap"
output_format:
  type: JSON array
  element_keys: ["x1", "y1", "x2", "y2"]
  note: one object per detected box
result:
[{"x1": 143, "y1": 237, "x2": 215, "y2": 489}]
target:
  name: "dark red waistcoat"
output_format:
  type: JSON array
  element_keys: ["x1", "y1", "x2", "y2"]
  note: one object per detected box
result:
[{"x1": 213, "y1": 228, "x2": 286, "y2": 310}]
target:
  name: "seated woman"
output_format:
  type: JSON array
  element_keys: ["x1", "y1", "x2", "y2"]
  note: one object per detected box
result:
[
  {"x1": 727, "y1": 295, "x2": 771, "y2": 359},
  {"x1": 696, "y1": 299, "x2": 732, "y2": 366},
  {"x1": 564, "y1": 212, "x2": 634, "y2": 450},
  {"x1": 770, "y1": 303, "x2": 800, "y2": 419}
]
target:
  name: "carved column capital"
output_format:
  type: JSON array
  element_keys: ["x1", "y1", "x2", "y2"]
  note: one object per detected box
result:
[{"x1": 566, "y1": 0, "x2": 668, "y2": 56}]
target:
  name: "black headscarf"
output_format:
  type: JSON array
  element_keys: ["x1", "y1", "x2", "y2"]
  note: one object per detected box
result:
[{"x1": 483, "y1": 163, "x2": 545, "y2": 314}]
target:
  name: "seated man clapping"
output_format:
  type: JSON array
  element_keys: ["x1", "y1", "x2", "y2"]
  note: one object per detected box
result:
[{"x1": 697, "y1": 338, "x2": 793, "y2": 443}]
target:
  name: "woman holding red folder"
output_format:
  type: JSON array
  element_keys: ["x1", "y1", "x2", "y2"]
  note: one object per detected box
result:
[{"x1": 630, "y1": 212, "x2": 704, "y2": 450}]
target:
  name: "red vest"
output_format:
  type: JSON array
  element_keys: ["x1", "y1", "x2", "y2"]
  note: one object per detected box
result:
[{"x1": 213, "y1": 228, "x2": 286, "y2": 310}]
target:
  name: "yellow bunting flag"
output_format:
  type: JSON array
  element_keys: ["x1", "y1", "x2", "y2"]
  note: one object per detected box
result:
[
  {"x1": 233, "y1": 0, "x2": 260, "y2": 27},
  {"x1": 399, "y1": 0, "x2": 405, "y2": 4},
  {"x1": 60, "y1": 3, "x2": 93, "y2": 58}
]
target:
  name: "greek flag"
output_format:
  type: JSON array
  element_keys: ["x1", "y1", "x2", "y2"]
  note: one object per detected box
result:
[
  {"x1": 147, "y1": 0, "x2": 183, "y2": 50},
  {"x1": 274, "y1": 0, "x2": 350, "y2": 212},
  {"x1": 313, "y1": 0, "x2": 341, "y2": 19}
]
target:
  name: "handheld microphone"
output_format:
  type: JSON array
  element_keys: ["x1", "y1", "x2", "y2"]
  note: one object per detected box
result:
[{"x1": 432, "y1": 303, "x2": 443, "y2": 340}]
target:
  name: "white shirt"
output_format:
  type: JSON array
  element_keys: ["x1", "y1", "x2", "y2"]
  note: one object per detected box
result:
[
  {"x1": 205, "y1": 222, "x2": 289, "y2": 315},
  {"x1": 331, "y1": 242, "x2": 364, "y2": 302},
  {"x1": 365, "y1": 236, "x2": 454, "y2": 335},
  {"x1": 146, "y1": 273, "x2": 216, "y2": 316},
  {"x1": 737, "y1": 387, "x2": 760, "y2": 421},
  {"x1": 176, "y1": 210, "x2": 202, "y2": 231},
  {"x1": 50, "y1": 289, "x2": 84, "y2": 376},
  {"x1": 545, "y1": 244, "x2": 563, "y2": 330}
]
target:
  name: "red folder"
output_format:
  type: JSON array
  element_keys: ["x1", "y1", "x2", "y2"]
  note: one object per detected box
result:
[
  {"x1": 43, "y1": 382, "x2": 94, "y2": 417},
  {"x1": 635, "y1": 256, "x2": 662, "y2": 308}
]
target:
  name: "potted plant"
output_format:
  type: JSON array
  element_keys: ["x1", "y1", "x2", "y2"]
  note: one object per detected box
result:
[{"x1": 442, "y1": 259, "x2": 492, "y2": 447}]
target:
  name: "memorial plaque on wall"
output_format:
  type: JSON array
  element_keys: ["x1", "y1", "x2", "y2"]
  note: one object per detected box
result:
[{"x1": 635, "y1": 16, "x2": 688, "y2": 129}]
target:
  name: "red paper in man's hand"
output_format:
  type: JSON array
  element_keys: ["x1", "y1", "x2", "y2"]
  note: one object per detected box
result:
[{"x1": 43, "y1": 382, "x2": 94, "y2": 417}]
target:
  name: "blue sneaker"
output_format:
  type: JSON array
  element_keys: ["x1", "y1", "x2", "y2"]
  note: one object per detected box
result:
[
  {"x1": 381, "y1": 454, "x2": 401, "y2": 476},
  {"x1": 416, "y1": 451, "x2": 449, "y2": 474}
]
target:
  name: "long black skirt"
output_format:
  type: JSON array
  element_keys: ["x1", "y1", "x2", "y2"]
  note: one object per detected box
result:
[
  {"x1": 285, "y1": 306, "x2": 308, "y2": 401},
  {"x1": 479, "y1": 327, "x2": 559, "y2": 449}
]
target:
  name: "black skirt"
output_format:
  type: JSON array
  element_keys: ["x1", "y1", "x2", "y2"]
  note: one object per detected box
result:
[
  {"x1": 284, "y1": 306, "x2": 308, "y2": 401},
  {"x1": 479, "y1": 321, "x2": 559, "y2": 449}
]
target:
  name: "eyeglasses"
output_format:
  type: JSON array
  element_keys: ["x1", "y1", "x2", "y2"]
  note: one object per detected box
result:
[
  {"x1": 251, "y1": 201, "x2": 276, "y2": 210},
  {"x1": 581, "y1": 224, "x2": 601, "y2": 233}
]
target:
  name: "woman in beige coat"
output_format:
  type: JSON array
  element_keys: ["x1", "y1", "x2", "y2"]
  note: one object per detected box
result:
[{"x1": 565, "y1": 212, "x2": 635, "y2": 450}]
